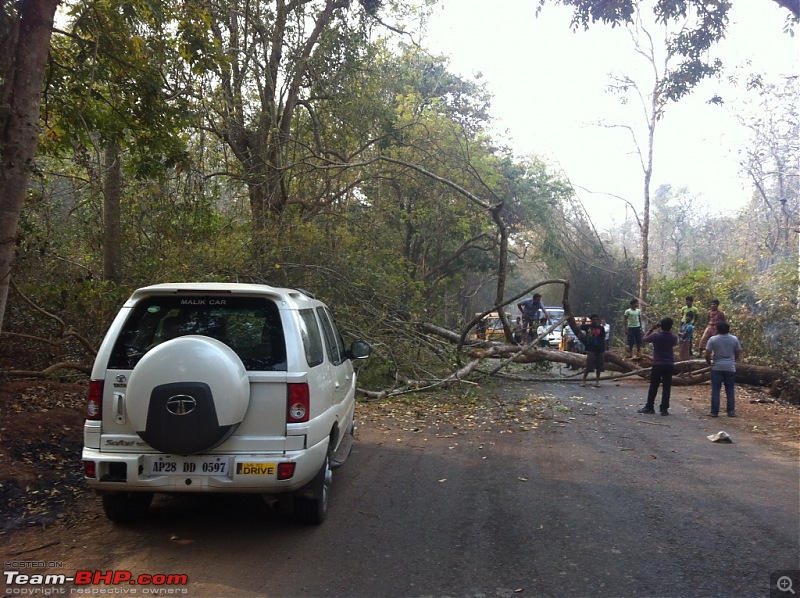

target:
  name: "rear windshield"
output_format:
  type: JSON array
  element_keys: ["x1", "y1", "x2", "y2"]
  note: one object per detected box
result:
[
  {"x1": 546, "y1": 308, "x2": 565, "y2": 328},
  {"x1": 108, "y1": 295, "x2": 287, "y2": 371}
]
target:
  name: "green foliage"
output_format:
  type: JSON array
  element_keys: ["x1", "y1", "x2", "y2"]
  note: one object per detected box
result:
[
  {"x1": 36, "y1": 278, "x2": 131, "y2": 334},
  {"x1": 736, "y1": 260, "x2": 800, "y2": 366},
  {"x1": 44, "y1": 0, "x2": 191, "y2": 176},
  {"x1": 120, "y1": 180, "x2": 251, "y2": 284},
  {"x1": 647, "y1": 264, "x2": 715, "y2": 313},
  {"x1": 15, "y1": 147, "x2": 252, "y2": 308},
  {"x1": 239, "y1": 212, "x2": 461, "y2": 387}
]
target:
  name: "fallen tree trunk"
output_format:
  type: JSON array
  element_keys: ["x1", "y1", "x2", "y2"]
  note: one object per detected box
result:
[
  {"x1": 468, "y1": 342, "x2": 782, "y2": 387},
  {"x1": 619, "y1": 355, "x2": 783, "y2": 387},
  {"x1": 420, "y1": 321, "x2": 783, "y2": 389}
]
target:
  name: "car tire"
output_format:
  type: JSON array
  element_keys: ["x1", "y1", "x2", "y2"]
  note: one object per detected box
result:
[
  {"x1": 292, "y1": 454, "x2": 332, "y2": 525},
  {"x1": 101, "y1": 492, "x2": 153, "y2": 524},
  {"x1": 126, "y1": 336, "x2": 250, "y2": 455}
]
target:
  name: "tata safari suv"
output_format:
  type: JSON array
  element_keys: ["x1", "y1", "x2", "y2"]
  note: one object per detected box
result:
[{"x1": 81, "y1": 283, "x2": 370, "y2": 524}]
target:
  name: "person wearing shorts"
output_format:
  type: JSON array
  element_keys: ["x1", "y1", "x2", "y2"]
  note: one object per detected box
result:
[
  {"x1": 624, "y1": 299, "x2": 643, "y2": 359},
  {"x1": 577, "y1": 314, "x2": 606, "y2": 387},
  {"x1": 678, "y1": 312, "x2": 695, "y2": 363}
]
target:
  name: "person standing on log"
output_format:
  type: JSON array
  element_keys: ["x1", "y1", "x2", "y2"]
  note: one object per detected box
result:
[{"x1": 698, "y1": 298, "x2": 726, "y2": 353}]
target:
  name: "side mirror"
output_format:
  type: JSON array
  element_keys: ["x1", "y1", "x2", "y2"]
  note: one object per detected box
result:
[{"x1": 348, "y1": 340, "x2": 371, "y2": 360}]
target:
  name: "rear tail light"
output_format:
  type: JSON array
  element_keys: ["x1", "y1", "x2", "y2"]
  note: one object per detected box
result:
[
  {"x1": 277, "y1": 463, "x2": 295, "y2": 480},
  {"x1": 287, "y1": 383, "x2": 309, "y2": 423},
  {"x1": 83, "y1": 461, "x2": 97, "y2": 478},
  {"x1": 87, "y1": 380, "x2": 104, "y2": 420}
]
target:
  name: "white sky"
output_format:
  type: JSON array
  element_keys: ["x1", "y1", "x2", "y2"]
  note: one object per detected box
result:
[{"x1": 424, "y1": 0, "x2": 800, "y2": 229}]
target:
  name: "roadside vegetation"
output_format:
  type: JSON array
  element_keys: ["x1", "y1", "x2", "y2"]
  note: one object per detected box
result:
[{"x1": 0, "y1": 1, "x2": 797, "y2": 403}]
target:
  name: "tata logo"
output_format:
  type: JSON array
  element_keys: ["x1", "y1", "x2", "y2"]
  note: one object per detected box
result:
[
  {"x1": 166, "y1": 395, "x2": 197, "y2": 416},
  {"x1": 115, "y1": 374, "x2": 127, "y2": 383}
]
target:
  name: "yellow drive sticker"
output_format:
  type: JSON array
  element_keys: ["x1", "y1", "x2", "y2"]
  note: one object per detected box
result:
[{"x1": 236, "y1": 463, "x2": 276, "y2": 475}]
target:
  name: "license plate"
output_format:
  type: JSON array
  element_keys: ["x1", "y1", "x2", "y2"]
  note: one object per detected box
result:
[
  {"x1": 146, "y1": 455, "x2": 231, "y2": 476},
  {"x1": 236, "y1": 462, "x2": 277, "y2": 476}
]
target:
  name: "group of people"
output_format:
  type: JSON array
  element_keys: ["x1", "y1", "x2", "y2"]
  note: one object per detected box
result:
[
  {"x1": 632, "y1": 295, "x2": 742, "y2": 417},
  {"x1": 624, "y1": 295, "x2": 728, "y2": 361},
  {"x1": 520, "y1": 292, "x2": 742, "y2": 418}
]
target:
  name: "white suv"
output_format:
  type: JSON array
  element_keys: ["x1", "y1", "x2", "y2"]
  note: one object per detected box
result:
[{"x1": 81, "y1": 283, "x2": 370, "y2": 524}]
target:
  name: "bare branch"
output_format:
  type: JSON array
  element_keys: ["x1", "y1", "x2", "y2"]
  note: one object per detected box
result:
[
  {"x1": 12, "y1": 280, "x2": 66, "y2": 336},
  {"x1": 2, "y1": 362, "x2": 92, "y2": 377}
]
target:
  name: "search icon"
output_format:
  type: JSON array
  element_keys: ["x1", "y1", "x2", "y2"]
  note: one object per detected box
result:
[{"x1": 778, "y1": 576, "x2": 796, "y2": 594}]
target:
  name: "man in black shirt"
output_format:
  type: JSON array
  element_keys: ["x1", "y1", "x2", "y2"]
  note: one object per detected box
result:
[{"x1": 575, "y1": 314, "x2": 606, "y2": 387}]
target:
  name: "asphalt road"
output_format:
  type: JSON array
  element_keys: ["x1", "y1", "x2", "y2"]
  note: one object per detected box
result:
[{"x1": 7, "y1": 378, "x2": 800, "y2": 598}]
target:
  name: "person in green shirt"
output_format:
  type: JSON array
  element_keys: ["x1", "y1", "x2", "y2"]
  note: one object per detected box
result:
[
  {"x1": 624, "y1": 299, "x2": 643, "y2": 359},
  {"x1": 680, "y1": 295, "x2": 699, "y2": 325}
]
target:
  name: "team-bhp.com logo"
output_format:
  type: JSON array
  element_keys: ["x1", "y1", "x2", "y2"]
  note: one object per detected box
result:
[{"x1": 4, "y1": 570, "x2": 189, "y2": 594}]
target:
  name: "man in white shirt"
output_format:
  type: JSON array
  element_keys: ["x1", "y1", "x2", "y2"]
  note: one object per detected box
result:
[
  {"x1": 705, "y1": 322, "x2": 743, "y2": 417},
  {"x1": 535, "y1": 318, "x2": 550, "y2": 347}
]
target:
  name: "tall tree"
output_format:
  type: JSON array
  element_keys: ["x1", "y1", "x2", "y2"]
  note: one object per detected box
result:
[
  {"x1": 102, "y1": 141, "x2": 122, "y2": 280},
  {"x1": 593, "y1": 7, "x2": 724, "y2": 305},
  {"x1": 175, "y1": 0, "x2": 383, "y2": 252},
  {"x1": 0, "y1": 0, "x2": 60, "y2": 334},
  {"x1": 44, "y1": 0, "x2": 191, "y2": 281}
]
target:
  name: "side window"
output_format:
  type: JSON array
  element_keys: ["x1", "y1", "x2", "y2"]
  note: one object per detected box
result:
[
  {"x1": 316, "y1": 306, "x2": 346, "y2": 366},
  {"x1": 298, "y1": 309, "x2": 324, "y2": 368}
]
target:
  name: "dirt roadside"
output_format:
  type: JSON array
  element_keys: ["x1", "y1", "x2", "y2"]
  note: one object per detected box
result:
[{"x1": 1, "y1": 377, "x2": 798, "y2": 560}]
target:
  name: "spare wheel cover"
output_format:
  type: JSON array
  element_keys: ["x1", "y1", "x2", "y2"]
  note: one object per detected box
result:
[{"x1": 126, "y1": 335, "x2": 249, "y2": 455}]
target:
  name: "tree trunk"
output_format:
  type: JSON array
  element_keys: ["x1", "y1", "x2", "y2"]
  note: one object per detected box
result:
[
  {"x1": 638, "y1": 174, "x2": 650, "y2": 306},
  {"x1": 246, "y1": 163, "x2": 288, "y2": 265},
  {"x1": 102, "y1": 141, "x2": 122, "y2": 281},
  {"x1": 0, "y1": 0, "x2": 59, "y2": 335},
  {"x1": 490, "y1": 202, "x2": 514, "y2": 340},
  {"x1": 639, "y1": 102, "x2": 656, "y2": 307},
  {"x1": 209, "y1": 0, "x2": 348, "y2": 242},
  {"x1": 732, "y1": 362, "x2": 784, "y2": 387}
]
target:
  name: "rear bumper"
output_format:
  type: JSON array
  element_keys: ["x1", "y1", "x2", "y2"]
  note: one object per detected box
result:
[{"x1": 82, "y1": 437, "x2": 328, "y2": 494}]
